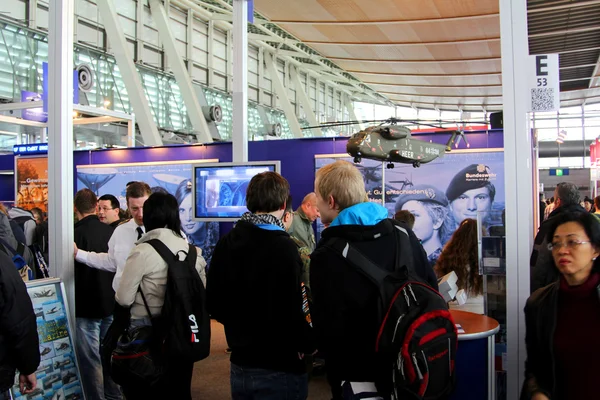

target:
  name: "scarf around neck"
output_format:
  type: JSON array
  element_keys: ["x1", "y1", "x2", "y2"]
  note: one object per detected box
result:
[{"x1": 240, "y1": 212, "x2": 285, "y2": 231}]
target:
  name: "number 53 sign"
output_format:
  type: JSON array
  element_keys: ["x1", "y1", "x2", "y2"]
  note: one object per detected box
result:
[{"x1": 528, "y1": 54, "x2": 560, "y2": 112}]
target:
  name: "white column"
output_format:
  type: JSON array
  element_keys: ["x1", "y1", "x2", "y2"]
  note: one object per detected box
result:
[
  {"x1": 48, "y1": 0, "x2": 75, "y2": 329},
  {"x1": 290, "y1": 66, "x2": 322, "y2": 136},
  {"x1": 127, "y1": 113, "x2": 136, "y2": 147},
  {"x1": 28, "y1": 0, "x2": 37, "y2": 29},
  {"x1": 186, "y1": 10, "x2": 194, "y2": 75},
  {"x1": 207, "y1": 20, "x2": 214, "y2": 88},
  {"x1": 232, "y1": 0, "x2": 248, "y2": 162},
  {"x1": 149, "y1": 0, "x2": 213, "y2": 143},
  {"x1": 96, "y1": 0, "x2": 163, "y2": 146},
  {"x1": 500, "y1": 0, "x2": 533, "y2": 398},
  {"x1": 136, "y1": 0, "x2": 144, "y2": 61},
  {"x1": 264, "y1": 52, "x2": 303, "y2": 138}
]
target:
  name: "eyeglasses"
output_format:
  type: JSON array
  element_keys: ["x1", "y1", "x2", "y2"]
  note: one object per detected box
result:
[
  {"x1": 98, "y1": 207, "x2": 115, "y2": 212},
  {"x1": 548, "y1": 240, "x2": 591, "y2": 251}
]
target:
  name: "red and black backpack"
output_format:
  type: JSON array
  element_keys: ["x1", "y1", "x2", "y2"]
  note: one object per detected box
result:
[{"x1": 327, "y1": 219, "x2": 457, "y2": 400}]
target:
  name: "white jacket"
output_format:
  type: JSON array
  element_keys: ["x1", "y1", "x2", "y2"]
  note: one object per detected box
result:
[{"x1": 116, "y1": 228, "x2": 207, "y2": 320}]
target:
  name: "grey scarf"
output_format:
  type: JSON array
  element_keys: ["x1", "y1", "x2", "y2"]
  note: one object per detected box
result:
[{"x1": 240, "y1": 212, "x2": 285, "y2": 230}]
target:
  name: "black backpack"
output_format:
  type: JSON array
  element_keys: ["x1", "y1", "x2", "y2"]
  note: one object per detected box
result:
[
  {"x1": 326, "y1": 220, "x2": 457, "y2": 400},
  {"x1": 146, "y1": 239, "x2": 211, "y2": 363}
]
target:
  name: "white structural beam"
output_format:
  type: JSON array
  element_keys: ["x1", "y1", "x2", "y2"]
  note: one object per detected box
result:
[
  {"x1": 127, "y1": 114, "x2": 136, "y2": 147},
  {"x1": 264, "y1": 52, "x2": 303, "y2": 138},
  {"x1": 96, "y1": 0, "x2": 163, "y2": 146},
  {"x1": 500, "y1": 0, "x2": 533, "y2": 398},
  {"x1": 232, "y1": 0, "x2": 248, "y2": 162},
  {"x1": 48, "y1": 0, "x2": 76, "y2": 329},
  {"x1": 28, "y1": 0, "x2": 37, "y2": 29},
  {"x1": 343, "y1": 93, "x2": 365, "y2": 131},
  {"x1": 172, "y1": 0, "x2": 383, "y2": 102},
  {"x1": 186, "y1": 10, "x2": 194, "y2": 75},
  {"x1": 290, "y1": 66, "x2": 323, "y2": 136},
  {"x1": 149, "y1": 0, "x2": 213, "y2": 143}
]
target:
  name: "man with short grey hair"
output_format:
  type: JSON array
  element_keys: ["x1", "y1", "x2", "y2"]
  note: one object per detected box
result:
[
  {"x1": 530, "y1": 182, "x2": 585, "y2": 292},
  {"x1": 289, "y1": 193, "x2": 320, "y2": 252}
]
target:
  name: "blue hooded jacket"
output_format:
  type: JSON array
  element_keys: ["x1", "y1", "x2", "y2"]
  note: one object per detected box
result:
[{"x1": 329, "y1": 202, "x2": 389, "y2": 227}]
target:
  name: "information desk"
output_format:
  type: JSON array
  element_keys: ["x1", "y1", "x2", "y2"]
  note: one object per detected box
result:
[{"x1": 449, "y1": 310, "x2": 500, "y2": 400}]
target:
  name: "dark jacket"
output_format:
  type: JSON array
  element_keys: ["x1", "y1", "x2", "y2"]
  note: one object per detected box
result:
[
  {"x1": 310, "y1": 218, "x2": 438, "y2": 383},
  {"x1": 521, "y1": 282, "x2": 560, "y2": 400},
  {"x1": 530, "y1": 203, "x2": 586, "y2": 292},
  {"x1": 0, "y1": 250, "x2": 40, "y2": 391},
  {"x1": 207, "y1": 220, "x2": 314, "y2": 374},
  {"x1": 74, "y1": 215, "x2": 116, "y2": 319}
]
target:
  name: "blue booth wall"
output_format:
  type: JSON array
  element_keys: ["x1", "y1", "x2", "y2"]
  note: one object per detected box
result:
[{"x1": 0, "y1": 129, "x2": 504, "y2": 213}]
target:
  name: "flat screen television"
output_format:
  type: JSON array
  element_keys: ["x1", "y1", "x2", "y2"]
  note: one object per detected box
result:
[{"x1": 192, "y1": 161, "x2": 281, "y2": 221}]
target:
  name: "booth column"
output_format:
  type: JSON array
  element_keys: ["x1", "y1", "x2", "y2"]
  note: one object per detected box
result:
[
  {"x1": 48, "y1": 0, "x2": 76, "y2": 327},
  {"x1": 500, "y1": 0, "x2": 533, "y2": 397},
  {"x1": 232, "y1": 0, "x2": 248, "y2": 162}
]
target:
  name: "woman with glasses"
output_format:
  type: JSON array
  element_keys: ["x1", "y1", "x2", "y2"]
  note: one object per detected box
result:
[{"x1": 522, "y1": 211, "x2": 600, "y2": 400}]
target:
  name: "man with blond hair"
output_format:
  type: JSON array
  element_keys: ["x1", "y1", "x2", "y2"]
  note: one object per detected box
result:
[{"x1": 310, "y1": 160, "x2": 437, "y2": 399}]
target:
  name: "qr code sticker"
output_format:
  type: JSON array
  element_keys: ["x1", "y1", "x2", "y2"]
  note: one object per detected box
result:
[{"x1": 531, "y1": 88, "x2": 555, "y2": 111}]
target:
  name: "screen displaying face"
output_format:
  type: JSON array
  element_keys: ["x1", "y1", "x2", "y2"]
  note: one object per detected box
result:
[{"x1": 194, "y1": 164, "x2": 277, "y2": 219}]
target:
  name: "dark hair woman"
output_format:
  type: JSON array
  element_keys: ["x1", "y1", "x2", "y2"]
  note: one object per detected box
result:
[
  {"x1": 435, "y1": 218, "x2": 484, "y2": 314},
  {"x1": 115, "y1": 192, "x2": 207, "y2": 399},
  {"x1": 522, "y1": 211, "x2": 600, "y2": 400}
]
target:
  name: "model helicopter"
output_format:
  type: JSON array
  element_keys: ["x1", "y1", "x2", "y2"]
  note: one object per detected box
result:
[
  {"x1": 304, "y1": 117, "x2": 474, "y2": 168},
  {"x1": 347, "y1": 124, "x2": 452, "y2": 169}
]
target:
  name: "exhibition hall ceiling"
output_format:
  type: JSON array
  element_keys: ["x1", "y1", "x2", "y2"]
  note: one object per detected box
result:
[{"x1": 252, "y1": 0, "x2": 600, "y2": 111}]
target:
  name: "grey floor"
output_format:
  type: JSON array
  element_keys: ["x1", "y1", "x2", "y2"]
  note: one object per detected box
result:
[{"x1": 191, "y1": 320, "x2": 332, "y2": 399}]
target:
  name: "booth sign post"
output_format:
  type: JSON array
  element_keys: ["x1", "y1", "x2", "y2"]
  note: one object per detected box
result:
[
  {"x1": 48, "y1": 0, "x2": 76, "y2": 334},
  {"x1": 232, "y1": 0, "x2": 249, "y2": 163},
  {"x1": 500, "y1": 0, "x2": 534, "y2": 398}
]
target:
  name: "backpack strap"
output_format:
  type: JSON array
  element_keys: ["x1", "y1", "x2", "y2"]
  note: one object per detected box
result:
[
  {"x1": 326, "y1": 237, "x2": 389, "y2": 286},
  {"x1": 16, "y1": 242, "x2": 25, "y2": 257},
  {"x1": 137, "y1": 286, "x2": 153, "y2": 320},
  {"x1": 145, "y1": 239, "x2": 197, "y2": 269},
  {"x1": 0, "y1": 237, "x2": 17, "y2": 256},
  {"x1": 325, "y1": 219, "x2": 416, "y2": 284},
  {"x1": 386, "y1": 219, "x2": 415, "y2": 276}
]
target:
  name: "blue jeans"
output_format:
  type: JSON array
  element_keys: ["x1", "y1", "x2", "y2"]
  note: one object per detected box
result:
[
  {"x1": 76, "y1": 316, "x2": 122, "y2": 400},
  {"x1": 230, "y1": 363, "x2": 308, "y2": 400}
]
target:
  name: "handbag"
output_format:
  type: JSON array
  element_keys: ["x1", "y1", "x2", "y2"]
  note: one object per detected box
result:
[{"x1": 110, "y1": 287, "x2": 165, "y2": 388}]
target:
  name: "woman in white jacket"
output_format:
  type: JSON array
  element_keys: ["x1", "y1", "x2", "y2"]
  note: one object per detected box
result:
[{"x1": 116, "y1": 192, "x2": 206, "y2": 399}]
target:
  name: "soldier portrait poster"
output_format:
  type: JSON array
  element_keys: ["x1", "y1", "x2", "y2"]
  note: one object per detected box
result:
[{"x1": 314, "y1": 150, "x2": 505, "y2": 261}]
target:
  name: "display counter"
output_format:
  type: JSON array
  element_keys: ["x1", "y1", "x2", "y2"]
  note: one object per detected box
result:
[{"x1": 449, "y1": 310, "x2": 500, "y2": 400}]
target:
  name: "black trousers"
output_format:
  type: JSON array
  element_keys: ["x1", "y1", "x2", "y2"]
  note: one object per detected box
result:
[{"x1": 122, "y1": 361, "x2": 194, "y2": 400}]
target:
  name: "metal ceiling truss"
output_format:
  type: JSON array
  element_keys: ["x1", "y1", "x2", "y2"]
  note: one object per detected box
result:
[{"x1": 176, "y1": 0, "x2": 390, "y2": 106}]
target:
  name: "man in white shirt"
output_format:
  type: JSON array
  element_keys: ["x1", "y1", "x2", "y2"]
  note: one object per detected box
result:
[{"x1": 74, "y1": 182, "x2": 151, "y2": 292}]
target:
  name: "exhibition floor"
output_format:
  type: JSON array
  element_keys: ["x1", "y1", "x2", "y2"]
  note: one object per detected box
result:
[{"x1": 192, "y1": 320, "x2": 331, "y2": 399}]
